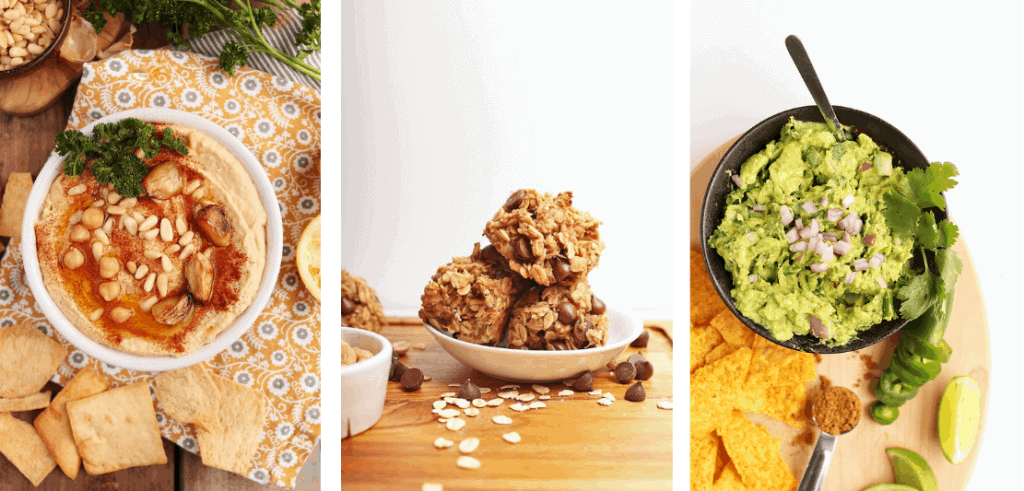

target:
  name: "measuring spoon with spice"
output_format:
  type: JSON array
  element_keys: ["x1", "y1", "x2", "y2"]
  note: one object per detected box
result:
[{"x1": 797, "y1": 385, "x2": 862, "y2": 491}]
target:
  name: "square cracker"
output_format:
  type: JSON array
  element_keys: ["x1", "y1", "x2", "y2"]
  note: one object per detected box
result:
[
  {"x1": 197, "y1": 374, "x2": 267, "y2": 476},
  {"x1": 0, "y1": 391, "x2": 52, "y2": 412},
  {"x1": 0, "y1": 172, "x2": 33, "y2": 237},
  {"x1": 34, "y1": 367, "x2": 109, "y2": 479},
  {"x1": 0, "y1": 322, "x2": 68, "y2": 398},
  {"x1": 154, "y1": 364, "x2": 223, "y2": 433},
  {"x1": 67, "y1": 381, "x2": 166, "y2": 475},
  {"x1": 0, "y1": 412, "x2": 58, "y2": 486}
]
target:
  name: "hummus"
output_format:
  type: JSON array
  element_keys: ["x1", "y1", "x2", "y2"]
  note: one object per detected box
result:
[
  {"x1": 708, "y1": 118, "x2": 913, "y2": 346},
  {"x1": 35, "y1": 124, "x2": 267, "y2": 357}
]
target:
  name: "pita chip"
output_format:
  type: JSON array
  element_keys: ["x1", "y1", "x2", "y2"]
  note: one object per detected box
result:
[
  {"x1": 67, "y1": 381, "x2": 166, "y2": 475},
  {"x1": 0, "y1": 323, "x2": 67, "y2": 398},
  {"x1": 34, "y1": 367, "x2": 109, "y2": 479},
  {"x1": 0, "y1": 172, "x2": 32, "y2": 237},
  {"x1": 0, "y1": 412, "x2": 58, "y2": 486},
  {"x1": 154, "y1": 363, "x2": 223, "y2": 433},
  {"x1": 197, "y1": 374, "x2": 267, "y2": 476},
  {"x1": 0, "y1": 391, "x2": 52, "y2": 412}
]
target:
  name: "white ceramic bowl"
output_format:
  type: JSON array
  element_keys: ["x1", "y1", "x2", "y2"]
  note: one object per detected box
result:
[
  {"x1": 21, "y1": 108, "x2": 283, "y2": 372},
  {"x1": 341, "y1": 327, "x2": 392, "y2": 439},
  {"x1": 424, "y1": 306, "x2": 643, "y2": 383}
]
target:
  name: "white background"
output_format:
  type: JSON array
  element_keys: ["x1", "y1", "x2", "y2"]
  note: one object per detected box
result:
[
  {"x1": 692, "y1": 2, "x2": 1022, "y2": 489},
  {"x1": 342, "y1": 1, "x2": 674, "y2": 318}
]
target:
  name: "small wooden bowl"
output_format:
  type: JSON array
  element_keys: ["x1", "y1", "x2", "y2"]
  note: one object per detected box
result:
[{"x1": 0, "y1": 0, "x2": 73, "y2": 80}]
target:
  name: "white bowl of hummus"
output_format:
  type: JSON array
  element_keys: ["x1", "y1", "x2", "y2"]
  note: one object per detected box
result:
[
  {"x1": 21, "y1": 108, "x2": 283, "y2": 372},
  {"x1": 341, "y1": 327, "x2": 392, "y2": 439},
  {"x1": 423, "y1": 305, "x2": 643, "y2": 383}
]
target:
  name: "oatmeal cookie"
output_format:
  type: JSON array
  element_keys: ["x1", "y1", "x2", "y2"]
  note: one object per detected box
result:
[
  {"x1": 341, "y1": 270, "x2": 387, "y2": 333},
  {"x1": 483, "y1": 189, "x2": 604, "y2": 286},
  {"x1": 507, "y1": 279, "x2": 609, "y2": 350},
  {"x1": 419, "y1": 243, "x2": 529, "y2": 345}
]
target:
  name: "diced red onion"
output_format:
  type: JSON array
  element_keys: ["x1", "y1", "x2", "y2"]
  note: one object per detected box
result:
[
  {"x1": 845, "y1": 272, "x2": 856, "y2": 284},
  {"x1": 850, "y1": 218, "x2": 863, "y2": 236},
  {"x1": 877, "y1": 276, "x2": 888, "y2": 289},
  {"x1": 751, "y1": 204, "x2": 765, "y2": 212},
  {"x1": 854, "y1": 258, "x2": 869, "y2": 271},
  {"x1": 795, "y1": 218, "x2": 803, "y2": 230},
  {"x1": 869, "y1": 253, "x2": 886, "y2": 268},
  {"x1": 820, "y1": 244, "x2": 834, "y2": 262},
  {"x1": 814, "y1": 239, "x2": 829, "y2": 256},
  {"x1": 810, "y1": 219, "x2": 821, "y2": 236},
  {"x1": 794, "y1": 252, "x2": 804, "y2": 262},
  {"x1": 833, "y1": 241, "x2": 851, "y2": 257},
  {"x1": 810, "y1": 263, "x2": 829, "y2": 273},
  {"x1": 790, "y1": 241, "x2": 808, "y2": 252},
  {"x1": 785, "y1": 228, "x2": 799, "y2": 243},
  {"x1": 863, "y1": 234, "x2": 876, "y2": 246},
  {"x1": 820, "y1": 197, "x2": 828, "y2": 207},
  {"x1": 841, "y1": 231, "x2": 851, "y2": 243},
  {"x1": 802, "y1": 201, "x2": 818, "y2": 214},
  {"x1": 807, "y1": 236, "x2": 819, "y2": 253},
  {"x1": 809, "y1": 315, "x2": 832, "y2": 339},
  {"x1": 827, "y1": 208, "x2": 844, "y2": 222},
  {"x1": 800, "y1": 225, "x2": 815, "y2": 239},
  {"x1": 842, "y1": 195, "x2": 856, "y2": 208},
  {"x1": 746, "y1": 232, "x2": 756, "y2": 243},
  {"x1": 822, "y1": 232, "x2": 837, "y2": 242},
  {"x1": 749, "y1": 275, "x2": 758, "y2": 283},
  {"x1": 732, "y1": 175, "x2": 744, "y2": 187},
  {"x1": 780, "y1": 205, "x2": 793, "y2": 225},
  {"x1": 859, "y1": 162, "x2": 873, "y2": 172}
]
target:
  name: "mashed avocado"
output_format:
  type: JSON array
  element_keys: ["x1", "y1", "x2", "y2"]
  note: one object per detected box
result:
[{"x1": 708, "y1": 118, "x2": 914, "y2": 346}]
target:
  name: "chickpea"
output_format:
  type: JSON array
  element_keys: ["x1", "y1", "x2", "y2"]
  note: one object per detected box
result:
[
  {"x1": 98, "y1": 257, "x2": 120, "y2": 279},
  {"x1": 98, "y1": 281, "x2": 121, "y2": 302},
  {"x1": 110, "y1": 307, "x2": 133, "y2": 323},
  {"x1": 63, "y1": 248, "x2": 84, "y2": 269},
  {"x1": 69, "y1": 224, "x2": 90, "y2": 242},
  {"x1": 81, "y1": 207, "x2": 105, "y2": 230}
]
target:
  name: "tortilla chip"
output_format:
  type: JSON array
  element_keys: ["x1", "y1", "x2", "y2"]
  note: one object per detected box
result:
[
  {"x1": 691, "y1": 248, "x2": 728, "y2": 326},
  {"x1": 710, "y1": 309, "x2": 755, "y2": 347},
  {"x1": 691, "y1": 434, "x2": 718, "y2": 491},
  {"x1": 705, "y1": 342, "x2": 741, "y2": 366},
  {"x1": 154, "y1": 364, "x2": 223, "y2": 433},
  {"x1": 0, "y1": 391, "x2": 52, "y2": 412},
  {"x1": 67, "y1": 381, "x2": 166, "y2": 475},
  {"x1": 0, "y1": 172, "x2": 32, "y2": 237},
  {"x1": 197, "y1": 374, "x2": 267, "y2": 476},
  {"x1": 691, "y1": 348, "x2": 752, "y2": 439},
  {"x1": 717, "y1": 411, "x2": 796, "y2": 491},
  {"x1": 691, "y1": 324, "x2": 725, "y2": 373},
  {"x1": 0, "y1": 323, "x2": 68, "y2": 398},
  {"x1": 34, "y1": 367, "x2": 110, "y2": 480},
  {"x1": 0, "y1": 412, "x2": 58, "y2": 486},
  {"x1": 714, "y1": 433, "x2": 731, "y2": 478},
  {"x1": 713, "y1": 463, "x2": 749, "y2": 491}
]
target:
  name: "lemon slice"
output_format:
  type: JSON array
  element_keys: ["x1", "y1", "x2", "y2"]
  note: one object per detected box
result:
[
  {"x1": 938, "y1": 375, "x2": 980, "y2": 464},
  {"x1": 296, "y1": 214, "x2": 321, "y2": 302},
  {"x1": 885, "y1": 448, "x2": 938, "y2": 491}
]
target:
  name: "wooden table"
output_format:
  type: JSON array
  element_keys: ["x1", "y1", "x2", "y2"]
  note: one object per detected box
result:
[
  {"x1": 342, "y1": 319, "x2": 674, "y2": 491},
  {"x1": 0, "y1": 10, "x2": 322, "y2": 490}
]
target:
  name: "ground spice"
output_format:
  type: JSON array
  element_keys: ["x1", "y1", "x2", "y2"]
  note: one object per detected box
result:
[{"x1": 812, "y1": 385, "x2": 861, "y2": 435}]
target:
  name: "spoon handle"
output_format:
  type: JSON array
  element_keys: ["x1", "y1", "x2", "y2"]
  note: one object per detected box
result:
[
  {"x1": 797, "y1": 431, "x2": 838, "y2": 491},
  {"x1": 785, "y1": 35, "x2": 846, "y2": 141}
]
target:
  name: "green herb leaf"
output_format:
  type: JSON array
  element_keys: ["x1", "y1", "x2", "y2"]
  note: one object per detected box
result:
[
  {"x1": 897, "y1": 270, "x2": 945, "y2": 319},
  {"x1": 882, "y1": 188, "x2": 921, "y2": 238},
  {"x1": 908, "y1": 162, "x2": 959, "y2": 211}
]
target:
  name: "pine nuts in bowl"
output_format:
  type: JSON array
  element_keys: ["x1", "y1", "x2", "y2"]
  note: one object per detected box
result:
[{"x1": 0, "y1": 0, "x2": 72, "y2": 78}]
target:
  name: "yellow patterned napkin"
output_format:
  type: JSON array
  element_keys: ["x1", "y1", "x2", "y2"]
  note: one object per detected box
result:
[{"x1": 0, "y1": 49, "x2": 321, "y2": 488}]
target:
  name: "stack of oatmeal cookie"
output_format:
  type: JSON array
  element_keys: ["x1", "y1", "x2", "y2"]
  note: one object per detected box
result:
[{"x1": 419, "y1": 189, "x2": 609, "y2": 350}]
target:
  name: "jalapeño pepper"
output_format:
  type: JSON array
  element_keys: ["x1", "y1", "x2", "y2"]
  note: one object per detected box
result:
[
  {"x1": 874, "y1": 372, "x2": 919, "y2": 408},
  {"x1": 903, "y1": 336, "x2": 952, "y2": 364},
  {"x1": 888, "y1": 344, "x2": 942, "y2": 386},
  {"x1": 869, "y1": 401, "x2": 899, "y2": 425}
]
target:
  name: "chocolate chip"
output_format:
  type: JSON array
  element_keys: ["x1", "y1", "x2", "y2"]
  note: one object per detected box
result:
[
  {"x1": 634, "y1": 360, "x2": 654, "y2": 381},
  {"x1": 389, "y1": 361, "x2": 409, "y2": 382},
  {"x1": 481, "y1": 244, "x2": 502, "y2": 263},
  {"x1": 591, "y1": 295, "x2": 606, "y2": 315},
  {"x1": 513, "y1": 236, "x2": 534, "y2": 261},
  {"x1": 630, "y1": 329, "x2": 650, "y2": 348},
  {"x1": 526, "y1": 337, "x2": 544, "y2": 350},
  {"x1": 572, "y1": 371, "x2": 594, "y2": 392},
  {"x1": 504, "y1": 189, "x2": 527, "y2": 211},
  {"x1": 627, "y1": 352, "x2": 647, "y2": 365},
  {"x1": 400, "y1": 367, "x2": 424, "y2": 391},
  {"x1": 556, "y1": 302, "x2": 577, "y2": 324},
  {"x1": 519, "y1": 286, "x2": 542, "y2": 306},
  {"x1": 614, "y1": 362, "x2": 636, "y2": 384},
  {"x1": 549, "y1": 340, "x2": 569, "y2": 351},
  {"x1": 341, "y1": 297, "x2": 357, "y2": 315},
  {"x1": 572, "y1": 319, "x2": 591, "y2": 346},
  {"x1": 624, "y1": 382, "x2": 646, "y2": 402},
  {"x1": 551, "y1": 258, "x2": 571, "y2": 282},
  {"x1": 457, "y1": 378, "x2": 481, "y2": 400}
]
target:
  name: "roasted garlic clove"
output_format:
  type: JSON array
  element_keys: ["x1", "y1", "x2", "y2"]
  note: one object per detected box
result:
[
  {"x1": 184, "y1": 253, "x2": 215, "y2": 303},
  {"x1": 151, "y1": 294, "x2": 194, "y2": 326},
  {"x1": 143, "y1": 161, "x2": 184, "y2": 200},
  {"x1": 194, "y1": 204, "x2": 232, "y2": 247}
]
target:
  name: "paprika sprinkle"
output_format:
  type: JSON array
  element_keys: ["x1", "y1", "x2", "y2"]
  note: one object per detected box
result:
[{"x1": 812, "y1": 385, "x2": 862, "y2": 435}]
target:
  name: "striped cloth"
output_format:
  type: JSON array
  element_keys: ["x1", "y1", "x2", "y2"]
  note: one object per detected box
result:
[{"x1": 187, "y1": 8, "x2": 321, "y2": 91}]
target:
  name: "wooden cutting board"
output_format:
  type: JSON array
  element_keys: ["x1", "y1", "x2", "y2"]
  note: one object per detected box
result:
[
  {"x1": 341, "y1": 319, "x2": 674, "y2": 491},
  {"x1": 692, "y1": 139, "x2": 990, "y2": 489}
]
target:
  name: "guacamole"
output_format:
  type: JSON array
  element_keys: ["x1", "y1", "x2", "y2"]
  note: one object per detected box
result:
[{"x1": 708, "y1": 118, "x2": 914, "y2": 346}]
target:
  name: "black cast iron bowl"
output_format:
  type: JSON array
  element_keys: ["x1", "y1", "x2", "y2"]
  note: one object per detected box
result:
[{"x1": 699, "y1": 105, "x2": 944, "y2": 354}]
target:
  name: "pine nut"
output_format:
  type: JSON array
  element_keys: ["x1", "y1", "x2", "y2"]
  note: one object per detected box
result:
[
  {"x1": 107, "y1": 205, "x2": 126, "y2": 215},
  {"x1": 143, "y1": 228, "x2": 160, "y2": 240},
  {"x1": 144, "y1": 273, "x2": 156, "y2": 292},
  {"x1": 140, "y1": 296, "x2": 159, "y2": 312},
  {"x1": 144, "y1": 250, "x2": 162, "y2": 260},
  {"x1": 102, "y1": 217, "x2": 114, "y2": 234},
  {"x1": 159, "y1": 218, "x2": 173, "y2": 242},
  {"x1": 124, "y1": 216, "x2": 138, "y2": 235},
  {"x1": 175, "y1": 216, "x2": 187, "y2": 235},
  {"x1": 126, "y1": 261, "x2": 137, "y2": 274},
  {"x1": 139, "y1": 215, "x2": 158, "y2": 232},
  {"x1": 89, "y1": 308, "x2": 103, "y2": 322},
  {"x1": 67, "y1": 184, "x2": 87, "y2": 196},
  {"x1": 120, "y1": 197, "x2": 137, "y2": 208},
  {"x1": 156, "y1": 273, "x2": 168, "y2": 297},
  {"x1": 178, "y1": 231, "x2": 194, "y2": 246},
  {"x1": 134, "y1": 264, "x2": 149, "y2": 280},
  {"x1": 160, "y1": 254, "x2": 172, "y2": 273},
  {"x1": 179, "y1": 243, "x2": 196, "y2": 261},
  {"x1": 91, "y1": 242, "x2": 103, "y2": 261},
  {"x1": 110, "y1": 307, "x2": 133, "y2": 323},
  {"x1": 163, "y1": 244, "x2": 180, "y2": 255},
  {"x1": 93, "y1": 229, "x2": 109, "y2": 245}
]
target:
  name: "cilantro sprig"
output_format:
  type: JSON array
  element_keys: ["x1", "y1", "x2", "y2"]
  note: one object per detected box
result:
[
  {"x1": 881, "y1": 162, "x2": 962, "y2": 319},
  {"x1": 84, "y1": 0, "x2": 321, "y2": 81},
  {"x1": 55, "y1": 118, "x2": 189, "y2": 198}
]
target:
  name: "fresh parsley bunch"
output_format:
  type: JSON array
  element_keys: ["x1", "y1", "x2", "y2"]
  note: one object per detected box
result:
[
  {"x1": 882, "y1": 162, "x2": 963, "y2": 319},
  {"x1": 84, "y1": 0, "x2": 321, "y2": 80},
  {"x1": 55, "y1": 118, "x2": 189, "y2": 198}
]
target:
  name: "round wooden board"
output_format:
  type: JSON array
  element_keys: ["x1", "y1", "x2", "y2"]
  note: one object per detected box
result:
[{"x1": 691, "y1": 138, "x2": 990, "y2": 490}]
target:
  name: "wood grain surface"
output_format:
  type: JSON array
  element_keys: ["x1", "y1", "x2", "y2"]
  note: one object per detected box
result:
[
  {"x1": 342, "y1": 319, "x2": 675, "y2": 491},
  {"x1": 692, "y1": 139, "x2": 990, "y2": 490}
]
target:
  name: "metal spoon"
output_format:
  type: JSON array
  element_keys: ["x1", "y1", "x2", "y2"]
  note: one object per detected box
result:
[
  {"x1": 785, "y1": 35, "x2": 847, "y2": 142},
  {"x1": 797, "y1": 402, "x2": 860, "y2": 491}
]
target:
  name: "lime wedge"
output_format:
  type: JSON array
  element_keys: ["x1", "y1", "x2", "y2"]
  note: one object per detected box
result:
[
  {"x1": 862, "y1": 485, "x2": 919, "y2": 491},
  {"x1": 886, "y1": 448, "x2": 938, "y2": 491},
  {"x1": 937, "y1": 375, "x2": 981, "y2": 464}
]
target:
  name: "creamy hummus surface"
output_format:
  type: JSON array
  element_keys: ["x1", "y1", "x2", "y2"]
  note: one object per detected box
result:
[
  {"x1": 35, "y1": 124, "x2": 267, "y2": 357},
  {"x1": 708, "y1": 118, "x2": 913, "y2": 346}
]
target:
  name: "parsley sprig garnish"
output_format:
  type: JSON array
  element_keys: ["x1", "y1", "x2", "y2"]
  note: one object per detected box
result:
[
  {"x1": 881, "y1": 162, "x2": 963, "y2": 319},
  {"x1": 55, "y1": 118, "x2": 189, "y2": 198},
  {"x1": 84, "y1": 0, "x2": 321, "y2": 80}
]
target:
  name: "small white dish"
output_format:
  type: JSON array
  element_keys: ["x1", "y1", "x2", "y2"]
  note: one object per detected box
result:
[
  {"x1": 424, "y1": 306, "x2": 643, "y2": 383},
  {"x1": 341, "y1": 327, "x2": 392, "y2": 439},
  {"x1": 20, "y1": 108, "x2": 283, "y2": 372}
]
